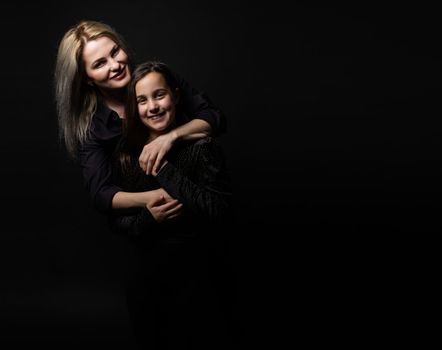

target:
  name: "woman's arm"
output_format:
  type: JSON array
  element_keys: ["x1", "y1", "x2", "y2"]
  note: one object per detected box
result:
[
  {"x1": 111, "y1": 188, "x2": 174, "y2": 209},
  {"x1": 139, "y1": 119, "x2": 211, "y2": 175},
  {"x1": 79, "y1": 137, "x2": 170, "y2": 212},
  {"x1": 109, "y1": 193, "x2": 183, "y2": 237},
  {"x1": 78, "y1": 135, "x2": 122, "y2": 213},
  {"x1": 79, "y1": 131, "x2": 172, "y2": 212},
  {"x1": 176, "y1": 74, "x2": 227, "y2": 136}
]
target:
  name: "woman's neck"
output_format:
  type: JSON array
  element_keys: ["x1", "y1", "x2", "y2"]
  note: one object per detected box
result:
[{"x1": 99, "y1": 88, "x2": 126, "y2": 118}]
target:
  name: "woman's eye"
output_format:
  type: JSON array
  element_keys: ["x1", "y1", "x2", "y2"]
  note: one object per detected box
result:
[
  {"x1": 93, "y1": 61, "x2": 105, "y2": 69},
  {"x1": 111, "y1": 47, "x2": 120, "y2": 57}
]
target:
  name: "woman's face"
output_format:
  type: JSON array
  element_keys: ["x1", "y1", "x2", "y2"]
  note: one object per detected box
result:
[
  {"x1": 135, "y1": 71, "x2": 177, "y2": 135},
  {"x1": 82, "y1": 36, "x2": 131, "y2": 90}
]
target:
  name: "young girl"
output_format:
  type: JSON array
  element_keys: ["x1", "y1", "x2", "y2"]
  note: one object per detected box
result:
[{"x1": 110, "y1": 61, "x2": 234, "y2": 349}]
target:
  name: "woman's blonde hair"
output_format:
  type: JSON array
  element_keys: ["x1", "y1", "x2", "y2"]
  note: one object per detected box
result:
[{"x1": 54, "y1": 20, "x2": 131, "y2": 157}]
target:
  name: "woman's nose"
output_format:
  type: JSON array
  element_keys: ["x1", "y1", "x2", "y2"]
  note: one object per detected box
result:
[{"x1": 109, "y1": 59, "x2": 120, "y2": 71}]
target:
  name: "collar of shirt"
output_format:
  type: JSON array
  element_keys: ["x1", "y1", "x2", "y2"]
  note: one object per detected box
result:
[
  {"x1": 90, "y1": 100, "x2": 123, "y2": 142},
  {"x1": 96, "y1": 101, "x2": 122, "y2": 125}
]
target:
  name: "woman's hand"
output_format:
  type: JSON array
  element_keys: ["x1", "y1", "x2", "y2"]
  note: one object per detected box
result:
[
  {"x1": 146, "y1": 194, "x2": 183, "y2": 223},
  {"x1": 146, "y1": 188, "x2": 173, "y2": 206},
  {"x1": 139, "y1": 132, "x2": 177, "y2": 175}
]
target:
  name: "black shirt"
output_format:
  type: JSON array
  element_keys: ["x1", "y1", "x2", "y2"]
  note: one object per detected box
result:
[{"x1": 78, "y1": 74, "x2": 226, "y2": 213}]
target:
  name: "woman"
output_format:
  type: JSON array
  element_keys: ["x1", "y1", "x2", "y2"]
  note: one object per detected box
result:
[
  {"x1": 110, "y1": 61, "x2": 234, "y2": 349},
  {"x1": 54, "y1": 20, "x2": 226, "y2": 214}
]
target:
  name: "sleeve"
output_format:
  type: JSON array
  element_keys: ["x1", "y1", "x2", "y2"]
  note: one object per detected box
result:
[
  {"x1": 78, "y1": 136, "x2": 122, "y2": 214},
  {"x1": 108, "y1": 207, "x2": 158, "y2": 237},
  {"x1": 175, "y1": 72, "x2": 227, "y2": 136},
  {"x1": 155, "y1": 139, "x2": 232, "y2": 222}
]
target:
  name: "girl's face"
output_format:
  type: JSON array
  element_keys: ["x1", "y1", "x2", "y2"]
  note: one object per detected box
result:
[
  {"x1": 82, "y1": 36, "x2": 131, "y2": 91},
  {"x1": 135, "y1": 71, "x2": 177, "y2": 136}
]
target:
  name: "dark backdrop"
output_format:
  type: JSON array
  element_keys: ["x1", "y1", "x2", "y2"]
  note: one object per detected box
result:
[{"x1": 0, "y1": 1, "x2": 440, "y2": 348}]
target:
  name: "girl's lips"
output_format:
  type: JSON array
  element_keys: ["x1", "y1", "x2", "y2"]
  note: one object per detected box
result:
[{"x1": 148, "y1": 112, "x2": 165, "y2": 119}]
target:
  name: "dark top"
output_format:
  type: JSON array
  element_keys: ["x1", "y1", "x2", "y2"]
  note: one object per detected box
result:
[
  {"x1": 109, "y1": 137, "x2": 232, "y2": 241},
  {"x1": 78, "y1": 74, "x2": 226, "y2": 213}
]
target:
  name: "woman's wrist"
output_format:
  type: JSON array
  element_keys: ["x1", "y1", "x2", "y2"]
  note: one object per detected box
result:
[{"x1": 168, "y1": 129, "x2": 179, "y2": 143}]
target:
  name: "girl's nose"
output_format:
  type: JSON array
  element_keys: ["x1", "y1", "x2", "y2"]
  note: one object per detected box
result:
[{"x1": 148, "y1": 100, "x2": 159, "y2": 112}]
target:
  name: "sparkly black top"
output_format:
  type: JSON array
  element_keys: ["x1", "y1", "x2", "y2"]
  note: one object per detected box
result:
[{"x1": 109, "y1": 137, "x2": 232, "y2": 241}]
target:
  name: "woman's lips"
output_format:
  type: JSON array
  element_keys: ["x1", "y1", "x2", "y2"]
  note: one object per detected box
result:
[{"x1": 111, "y1": 67, "x2": 127, "y2": 80}]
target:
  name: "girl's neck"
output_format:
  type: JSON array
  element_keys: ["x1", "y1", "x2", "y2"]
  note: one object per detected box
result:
[
  {"x1": 147, "y1": 131, "x2": 164, "y2": 143},
  {"x1": 147, "y1": 121, "x2": 176, "y2": 143}
]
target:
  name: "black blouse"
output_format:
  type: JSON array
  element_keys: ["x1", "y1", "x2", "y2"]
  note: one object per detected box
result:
[
  {"x1": 78, "y1": 74, "x2": 226, "y2": 213},
  {"x1": 109, "y1": 137, "x2": 232, "y2": 240}
]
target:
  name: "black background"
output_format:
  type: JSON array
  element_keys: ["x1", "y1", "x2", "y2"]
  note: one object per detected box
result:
[{"x1": 0, "y1": 1, "x2": 440, "y2": 348}]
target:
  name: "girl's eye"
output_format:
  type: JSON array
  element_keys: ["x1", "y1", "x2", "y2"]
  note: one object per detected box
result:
[{"x1": 155, "y1": 91, "x2": 167, "y2": 99}]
